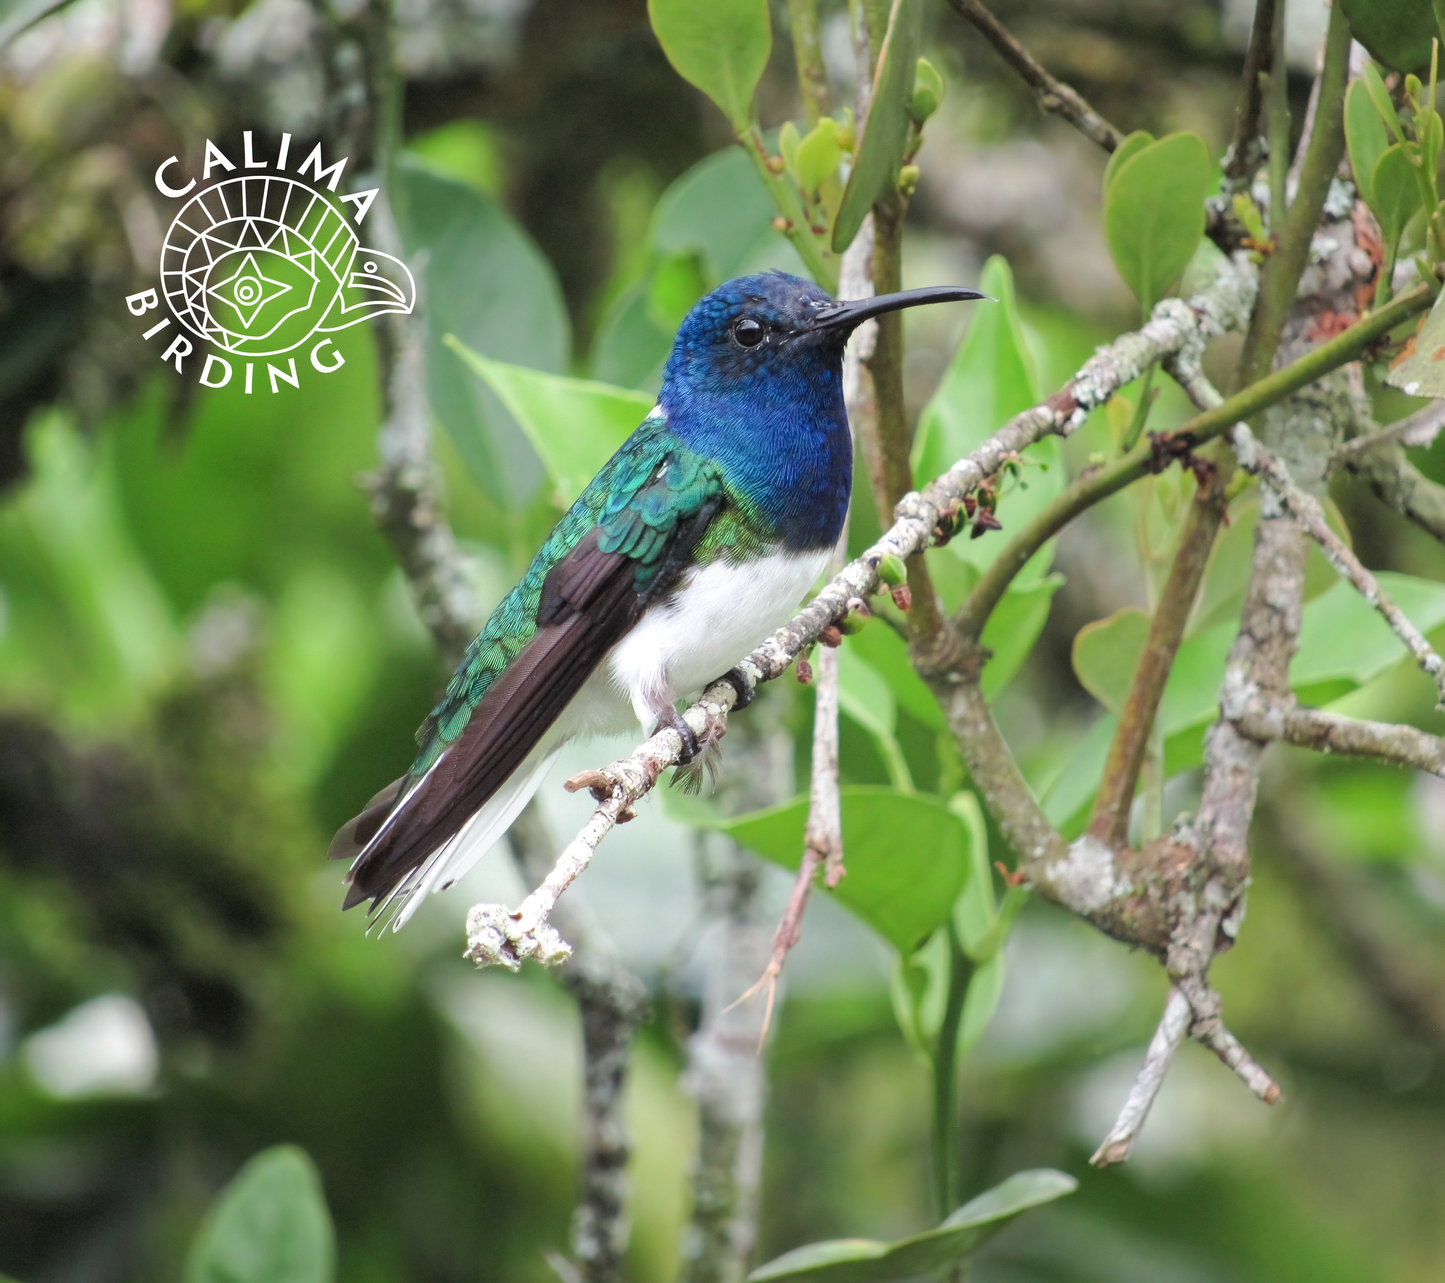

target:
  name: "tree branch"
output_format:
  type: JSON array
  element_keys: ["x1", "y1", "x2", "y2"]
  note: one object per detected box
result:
[
  {"x1": 1338, "y1": 402, "x2": 1445, "y2": 545},
  {"x1": 1223, "y1": 0, "x2": 1276, "y2": 186},
  {"x1": 510, "y1": 807, "x2": 650, "y2": 1283},
  {"x1": 1091, "y1": 987, "x2": 1190, "y2": 1166},
  {"x1": 1233, "y1": 423, "x2": 1445, "y2": 705},
  {"x1": 942, "y1": 0, "x2": 1124, "y2": 153},
  {"x1": 1238, "y1": 704, "x2": 1445, "y2": 774}
]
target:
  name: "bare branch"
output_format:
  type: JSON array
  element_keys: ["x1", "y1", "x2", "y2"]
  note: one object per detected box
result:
[
  {"x1": 1233, "y1": 422, "x2": 1445, "y2": 705},
  {"x1": 942, "y1": 0, "x2": 1124, "y2": 153},
  {"x1": 1238, "y1": 704, "x2": 1445, "y2": 776},
  {"x1": 1091, "y1": 987, "x2": 1190, "y2": 1167}
]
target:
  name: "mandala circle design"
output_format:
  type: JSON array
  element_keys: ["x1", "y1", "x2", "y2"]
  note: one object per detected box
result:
[{"x1": 160, "y1": 174, "x2": 414, "y2": 358}]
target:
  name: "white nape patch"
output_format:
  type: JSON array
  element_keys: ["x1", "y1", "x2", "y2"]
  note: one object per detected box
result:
[
  {"x1": 607, "y1": 546, "x2": 829, "y2": 730},
  {"x1": 645, "y1": 403, "x2": 665, "y2": 420},
  {"x1": 390, "y1": 742, "x2": 563, "y2": 930}
]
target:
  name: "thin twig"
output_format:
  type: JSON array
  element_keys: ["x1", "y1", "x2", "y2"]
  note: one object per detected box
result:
[
  {"x1": 1223, "y1": 0, "x2": 1276, "y2": 185},
  {"x1": 942, "y1": 0, "x2": 1124, "y2": 153},
  {"x1": 1091, "y1": 987, "x2": 1191, "y2": 1167},
  {"x1": 1233, "y1": 423, "x2": 1445, "y2": 705},
  {"x1": 1238, "y1": 704, "x2": 1445, "y2": 775}
]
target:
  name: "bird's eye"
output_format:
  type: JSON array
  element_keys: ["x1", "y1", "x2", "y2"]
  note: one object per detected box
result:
[{"x1": 732, "y1": 317, "x2": 765, "y2": 348}]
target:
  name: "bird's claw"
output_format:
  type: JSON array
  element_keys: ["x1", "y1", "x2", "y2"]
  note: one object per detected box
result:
[
  {"x1": 654, "y1": 707, "x2": 700, "y2": 763},
  {"x1": 720, "y1": 666, "x2": 756, "y2": 709}
]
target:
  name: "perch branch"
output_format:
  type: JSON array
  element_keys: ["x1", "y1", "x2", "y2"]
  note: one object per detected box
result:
[
  {"x1": 1337, "y1": 400, "x2": 1445, "y2": 546},
  {"x1": 1232, "y1": 423, "x2": 1445, "y2": 705},
  {"x1": 942, "y1": 0, "x2": 1124, "y2": 152},
  {"x1": 463, "y1": 257, "x2": 1268, "y2": 966}
]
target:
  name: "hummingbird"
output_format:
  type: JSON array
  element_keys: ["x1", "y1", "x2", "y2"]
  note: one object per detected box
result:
[{"x1": 332, "y1": 270, "x2": 985, "y2": 928}]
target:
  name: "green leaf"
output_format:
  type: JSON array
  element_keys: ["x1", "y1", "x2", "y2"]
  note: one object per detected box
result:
[
  {"x1": 650, "y1": 144, "x2": 803, "y2": 285},
  {"x1": 1385, "y1": 277, "x2": 1445, "y2": 397},
  {"x1": 590, "y1": 282, "x2": 673, "y2": 390},
  {"x1": 647, "y1": 0, "x2": 771, "y2": 132},
  {"x1": 1362, "y1": 59, "x2": 1405, "y2": 141},
  {"x1": 716, "y1": 787, "x2": 972, "y2": 954},
  {"x1": 780, "y1": 120, "x2": 802, "y2": 182},
  {"x1": 957, "y1": 952, "x2": 1006, "y2": 1058},
  {"x1": 748, "y1": 1169, "x2": 1077, "y2": 1282},
  {"x1": 1340, "y1": 0, "x2": 1436, "y2": 73},
  {"x1": 395, "y1": 156, "x2": 569, "y2": 504},
  {"x1": 913, "y1": 256, "x2": 1062, "y2": 582},
  {"x1": 1103, "y1": 132, "x2": 1212, "y2": 314},
  {"x1": 832, "y1": 0, "x2": 924, "y2": 252},
  {"x1": 446, "y1": 344, "x2": 653, "y2": 506},
  {"x1": 1370, "y1": 144, "x2": 1425, "y2": 248},
  {"x1": 1071, "y1": 608, "x2": 1149, "y2": 716},
  {"x1": 1103, "y1": 129, "x2": 1155, "y2": 197},
  {"x1": 909, "y1": 56, "x2": 945, "y2": 124},
  {"x1": 0, "y1": 0, "x2": 78, "y2": 45},
  {"x1": 795, "y1": 118, "x2": 844, "y2": 196},
  {"x1": 646, "y1": 250, "x2": 709, "y2": 331},
  {"x1": 844, "y1": 622, "x2": 945, "y2": 732},
  {"x1": 1346, "y1": 80, "x2": 1391, "y2": 208},
  {"x1": 980, "y1": 573, "x2": 1064, "y2": 699},
  {"x1": 185, "y1": 1146, "x2": 334, "y2": 1283}
]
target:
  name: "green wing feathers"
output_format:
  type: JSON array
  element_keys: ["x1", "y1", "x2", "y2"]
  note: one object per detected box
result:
[{"x1": 411, "y1": 418, "x2": 722, "y2": 775}]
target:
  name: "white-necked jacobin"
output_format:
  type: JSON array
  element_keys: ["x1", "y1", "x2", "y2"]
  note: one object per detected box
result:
[{"x1": 333, "y1": 270, "x2": 985, "y2": 927}]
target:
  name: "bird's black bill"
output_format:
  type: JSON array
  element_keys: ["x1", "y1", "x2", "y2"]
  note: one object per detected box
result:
[{"x1": 810, "y1": 285, "x2": 989, "y2": 333}]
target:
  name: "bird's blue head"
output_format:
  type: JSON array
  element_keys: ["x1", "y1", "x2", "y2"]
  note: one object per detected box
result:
[{"x1": 656, "y1": 271, "x2": 986, "y2": 551}]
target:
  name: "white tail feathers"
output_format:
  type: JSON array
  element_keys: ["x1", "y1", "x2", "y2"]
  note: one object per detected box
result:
[{"x1": 382, "y1": 743, "x2": 562, "y2": 931}]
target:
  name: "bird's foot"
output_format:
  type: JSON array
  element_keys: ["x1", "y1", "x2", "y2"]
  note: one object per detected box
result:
[
  {"x1": 653, "y1": 706, "x2": 700, "y2": 763},
  {"x1": 719, "y1": 665, "x2": 756, "y2": 709}
]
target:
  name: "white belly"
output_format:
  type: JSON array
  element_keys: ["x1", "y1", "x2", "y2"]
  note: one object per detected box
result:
[{"x1": 560, "y1": 545, "x2": 829, "y2": 737}]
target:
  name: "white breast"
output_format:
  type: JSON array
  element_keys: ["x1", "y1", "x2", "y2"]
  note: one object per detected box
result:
[{"x1": 603, "y1": 546, "x2": 829, "y2": 731}]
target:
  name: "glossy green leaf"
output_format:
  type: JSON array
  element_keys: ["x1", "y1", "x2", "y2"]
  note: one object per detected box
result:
[
  {"x1": 1340, "y1": 0, "x2": 1436, "y2": 73},
  {"x1": 980, "y1": 573, "x2": 1064, "y2": 698},
  {"x1": 748, "y1": 1169, "x2": 1077, "y2": 1282},
  {"x1": 914, "y1": 256, "x2": 1062, "y2": 581},
  {"x1": 832, "y1": 0, "x2": 924, "y2": 252},
  {"x1": 1072, "y1": 608, "x2": 1149, "y2": 716},
  {"x1": 647, "y1": 0, "x2": 771, "y2": 132},
  {"x1": 844, "y1": 622, "x2": 945, "y2": 732},
  {"x1": 1346, "y1": 80, "x2": 1391, "y2": 209},
  {"x1": 1385, "y1": 284, "x2": 1445, "y2": 396},
  {"x1": 716, "y1": 787, "x2": 972, "y2": 954},
  {"x1": 1103, "y1": 132, "x2": 1211, "y2": 314},
  {"x1": 1362, "y1": 59, "x2": 1405, "y2": 141},
  {"x1": 395, "y1": 156, "x2": 569, "y2": 504},
  {"x1": 446, "y1": 344, "x2": 653, "y2": 506},
  {"x1": 1103, "y1": 129, "x2": 1155, "y2": 196},
  {"x1": 1370, "y1": 144, "x2": 1424, "y2": 248},
  {"x1": 185, "y1": 1146, "x2": 334, "y2": 1283}
]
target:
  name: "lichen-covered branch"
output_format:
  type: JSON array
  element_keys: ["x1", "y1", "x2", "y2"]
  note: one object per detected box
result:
[
  {"x1": 510, "y1": 806, "x2": 649, "y2": 1283},
  {"x1": 1233, "y1": 423, "x2": 1445, "y2": 705},
  {"x1": 942, "y1": 0, "x2": 1124, "y2": 152},
  {"x1": 1091, "y1": 987, "x2": 1190, "y2": 1166},
  {"x1": 1338, "y1": 401, "x2": 1445, "y2": 546},
  {"x1": 1239, "y1": 705, "x2": 1445, "y2": 775}
]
